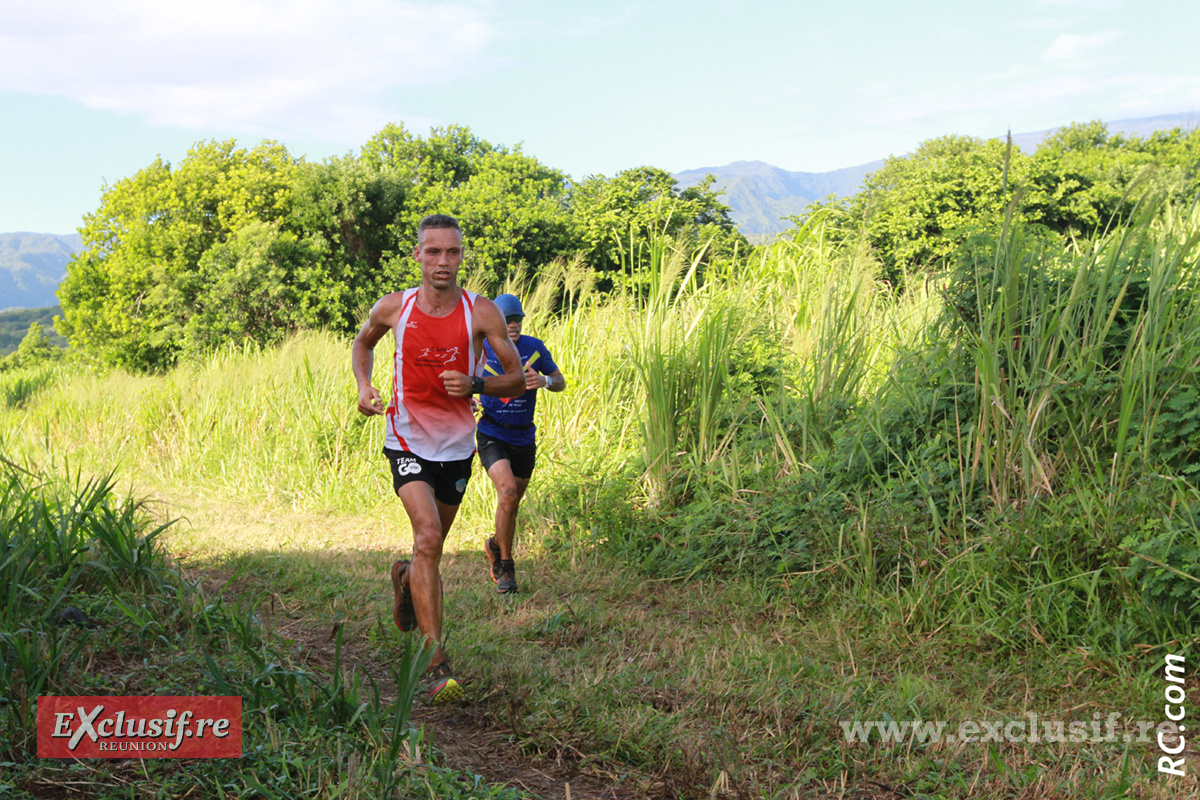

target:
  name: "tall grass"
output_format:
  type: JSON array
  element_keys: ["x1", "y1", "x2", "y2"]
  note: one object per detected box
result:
[
  {"x1": 0, "y1": 460, "x2": 515, "y2": 799},
  {"x1": 620, "y1": 236, "x2": 749, "y2": 504},
  {"x1": 524, "y1": 192, "x2": 1200, "y2": 656},
  {"x1": 953, "y1": 197, "x2": 1200, "y2": 509},
  {"x1": 0, "y1": 465, "x2": 172, "y2": 757},
  {"x1": 3, "y1": 192, "x2": 1197, "y2": 647},
  {"x1": 742, "y1": 209, "x2": 942, "y2": 461},
  {"x1": 1, "y1": 333, "x2": 392, "y2": 512},
  {"x1": 800, "y1": 194, "x2": 1200, "y2": 655}
]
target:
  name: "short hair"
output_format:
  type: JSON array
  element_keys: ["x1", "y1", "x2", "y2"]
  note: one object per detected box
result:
[{"x1": 417, "y1": 214, "x2": 461, "y2": 242}]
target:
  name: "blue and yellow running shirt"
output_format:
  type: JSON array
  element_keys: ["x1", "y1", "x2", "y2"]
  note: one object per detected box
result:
[{"x1": 478, "y1": 335, "x2": 558, "y2": 447}]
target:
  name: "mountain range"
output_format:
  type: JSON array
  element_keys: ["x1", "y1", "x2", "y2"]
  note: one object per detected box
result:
[
  {"x1": 673, "y1": 111, "x2": 1198, "y2": 243},
  {"x1": 0, "y1": 233, "x2": 82, "y2": 311},
  {"x1": 673, "y1": 159, "x2": 883, "y2": 244},
  {"x1": 1, "y1": 112, "x2": 1195, "y2": 311}
]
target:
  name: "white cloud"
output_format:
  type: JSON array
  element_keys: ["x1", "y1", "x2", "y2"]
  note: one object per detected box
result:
[
  {"x1": 0, "y1": 0, "x2": 495, "y2": 142},
  {"x1": 1043, "y1": 30, "x2": 1122, "y2": 62}
]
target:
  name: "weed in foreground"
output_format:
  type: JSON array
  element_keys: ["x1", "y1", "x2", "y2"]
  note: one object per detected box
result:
[{"x1": 0, "y1": 461, "x2": 528, "y2": 799}]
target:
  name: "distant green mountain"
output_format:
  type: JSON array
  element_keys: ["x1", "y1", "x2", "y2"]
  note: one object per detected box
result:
[
  {"x1": 0, "y1": 232, "x2": 82, "y2": 311},
  {"x1": 675, "y1": 112, "x2": 1199, "y2": 243},
  {"x1": 673, "y1": 160, "x2": 882, "y2": 244},
  {"x1": 0, "y1": 305, "x2": 67, "y2": 356}
]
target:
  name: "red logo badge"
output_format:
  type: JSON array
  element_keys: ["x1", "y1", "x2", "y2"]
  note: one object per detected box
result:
[{"x1": 37, "y1": 696, "x2": 242, "y2": 758}]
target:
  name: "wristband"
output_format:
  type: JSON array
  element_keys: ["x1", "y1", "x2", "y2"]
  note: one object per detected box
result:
[{"x1": 472, "y1": 376, "x2": 485, "y2": 394}]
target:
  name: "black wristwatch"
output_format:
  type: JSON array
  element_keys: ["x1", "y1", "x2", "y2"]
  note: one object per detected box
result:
[{"x1": 471, "y1": 376, "x2": 485, "y2": 394}]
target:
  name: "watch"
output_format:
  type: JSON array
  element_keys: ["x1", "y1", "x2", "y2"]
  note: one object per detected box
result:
[{"x1": 471, "y1": 376, "x2": 485, "y2": 394}]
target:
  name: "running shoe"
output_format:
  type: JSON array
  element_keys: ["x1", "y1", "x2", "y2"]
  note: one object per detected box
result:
[
  {"x1": 427, "y1": 662, "x2": 465, "y2": 705},
  {"x1": 485, "y1": 537, "x2": 518, "y2": 594},
  {"x1": 391, "y1": 560, "x2": 416, "y2": 632}
]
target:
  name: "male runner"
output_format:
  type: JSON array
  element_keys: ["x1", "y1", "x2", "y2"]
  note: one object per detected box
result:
[
  {"x1": 477, "y1": 294, "x2": 567, "y2": 593},
  {"x1": 352, "y1": 215, "x2": 523, "y2": 704}
]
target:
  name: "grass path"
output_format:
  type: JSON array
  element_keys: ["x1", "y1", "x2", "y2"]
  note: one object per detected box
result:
[
  {"x1": 159, "y1": 492, "x2": 661, "y2": 799},
  {"x1": 154, "y1": 491, "x2": 1196, "y2": 800}
]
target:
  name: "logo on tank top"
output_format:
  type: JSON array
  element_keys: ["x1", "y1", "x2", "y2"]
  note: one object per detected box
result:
[{"x1": 415, "y1": 346, "x2": 461, "y2": 367}]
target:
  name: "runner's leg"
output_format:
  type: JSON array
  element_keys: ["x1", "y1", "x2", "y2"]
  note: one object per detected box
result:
[
  {"x1": 396, "y1": 481, "x2": 455, "y2": 666},
  {"x1": 486, "y1": 458, "x2": 528, "y2": 560}
]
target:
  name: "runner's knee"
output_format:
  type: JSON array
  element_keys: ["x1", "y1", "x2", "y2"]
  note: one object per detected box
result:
[
  {"x1": 497, "y1": 484, "x2": 522, "y2": 508},
  {"x1": 412, "y1": 525, "x2": 444, "y2": 561}
]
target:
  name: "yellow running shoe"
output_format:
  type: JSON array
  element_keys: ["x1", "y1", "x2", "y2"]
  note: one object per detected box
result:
[{"x1": 427, "y1": 663, "x2": 465, "y2": 705}]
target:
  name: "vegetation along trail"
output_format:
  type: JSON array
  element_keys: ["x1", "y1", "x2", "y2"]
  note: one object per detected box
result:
[
  {"x1": 163, "y1": 493, "x2": 660, "y2": 799},
  {"x1": 5, "y1": 121, "x2": 1200, "y2": 798}
]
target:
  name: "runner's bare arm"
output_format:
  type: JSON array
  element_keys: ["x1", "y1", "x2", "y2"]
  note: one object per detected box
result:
[
  {"x1": 522, "y1": 349, "x2": 566, "y2": 392},
  {"x1": 440, "y1": 297, "x2": 524, "y2": 398},
  {"x1": 538, "y1": 369, "x2": 567, "y2": 392},
  {"x1": 352, "y1": 295, "x2": 402, "y2": 416}
]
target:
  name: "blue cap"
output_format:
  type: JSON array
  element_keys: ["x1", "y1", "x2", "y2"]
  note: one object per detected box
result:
[{"x1": 495, "y1": 294, "x2": 525, "y2": 318}]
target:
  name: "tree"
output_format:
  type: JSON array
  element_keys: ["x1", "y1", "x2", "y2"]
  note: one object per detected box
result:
[
  {"x1": 286, "y1": 154, "x2": 410, "y2": 334},
  {"x1": 56, "y1": 157, "x2": 177, "y2": 369},
  {"x1": 18, "y1": 321, "x2": 59, "y2": 363},
  {"x1": 362, "y1": 122, "x2": 492, "y2": 188},
  {"x1": 844, "y1": 135, "x2": 1024, "y2": 281},
  {"x1": 809, "y1": 122, "x2": 1200, "y2": 286},
  {"x1": 570, "y1": 167, "x2": 747, "y2": 275},
  {"x1": 58, "y1": 140, "x2": 299, "y2": 369},
  {"x1": 169, "y1": 221, "x2": 311, "y2": 354},
  {"x1": 0, "y1": 322, "x2": 61, "y2": 372},
  {"x1": 57, "y1": 123, "x2": 753, "y2": 371},
  {"x1": 1026, "y1": 121, "x2": 1200, "y2": 236},
  {"x1": 426, "y1": 147, "x2": 574, "y2": 288},
  {"x1": 363, "y1": 124, "x2": 575, "y2": 289}
]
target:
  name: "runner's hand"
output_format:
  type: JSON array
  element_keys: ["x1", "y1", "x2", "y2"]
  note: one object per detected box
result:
[
  {"x1": 441, "y1": 370, "x2": 472, "y2": 397},
  {"x1": 357, "y1": 386, "x2": 385, "y2": 416},
  {"x1": 524, "y1": 366, "x2": 542, "y2": 391}
]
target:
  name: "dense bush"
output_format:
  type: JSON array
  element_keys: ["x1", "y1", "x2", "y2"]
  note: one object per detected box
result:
[
  {"x1": 57, "y1": 126, "x2": 747, "y2": 371},
  {"x1": 0, "y1": 462, "x2": 503, "y2": 798}
]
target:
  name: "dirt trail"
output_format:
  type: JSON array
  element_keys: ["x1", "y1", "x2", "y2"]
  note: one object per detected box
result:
[
  {"x1": 415, "y1": 705, "x2": 660, "y2": 800},
  {"x1": 248, "y1": 581, "x2": 663, "y2": 800},
  {"x1": 179, "y1": 498, "x2": 665, "y2": 800}
]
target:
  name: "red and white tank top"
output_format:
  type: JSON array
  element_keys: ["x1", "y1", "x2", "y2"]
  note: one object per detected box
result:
[{"x1": 384, "y1": 288, "x2": 482, "y2": 461}]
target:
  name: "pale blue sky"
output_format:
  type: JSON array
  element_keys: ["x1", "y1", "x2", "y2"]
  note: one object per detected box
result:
[{"x1": 2, "y1": 0, "x2": 1197, "y2": 234}]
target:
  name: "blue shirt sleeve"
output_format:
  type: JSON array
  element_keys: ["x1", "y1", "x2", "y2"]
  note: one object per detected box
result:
[{"x1": 534, "y1": 340, "x2": 558, "y2": 375}]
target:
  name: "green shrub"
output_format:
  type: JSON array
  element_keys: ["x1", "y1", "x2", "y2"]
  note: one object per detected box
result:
[{"x1": 1124, "y1": 499, "x2": 1200, "y2": 620}]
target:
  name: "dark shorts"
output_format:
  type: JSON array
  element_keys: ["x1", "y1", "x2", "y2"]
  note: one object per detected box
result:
[
  {"x1": 383, "y1": 447, "x2": 473, "y2": 506},
  {"x1": 476, "y1": 431, "x2": 537, "y2": 480}
]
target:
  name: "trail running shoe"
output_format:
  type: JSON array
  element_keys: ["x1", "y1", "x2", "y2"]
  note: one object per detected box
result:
[
  {"x1": 391, "y1": 560, "x2": 416, "y2": 632},
  {"x1": 427, "y1": 662, "x2": 465, "y2": 705},
  {"x1": 485, "y1": 537, "x2": 518, "y2": 594}
]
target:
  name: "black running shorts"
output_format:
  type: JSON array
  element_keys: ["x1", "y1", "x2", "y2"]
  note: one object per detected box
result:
[
  {"x1": 383, "y1": 447, "x2": 473, "y2": 505},
  {"x1": 476, "y1": 431, "x2": 537, "y2": 480}
]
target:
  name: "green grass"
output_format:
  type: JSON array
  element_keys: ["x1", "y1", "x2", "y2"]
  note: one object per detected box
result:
[
  {"x1": 0, "y1": 464, "x2": 527, "y2": 799},
  {"x1": 114, "y1": 492, "x2": 1186, "y2": 799},
  {"x1": 2, "y1": 192, "x2": 1199, "y2": 797}
]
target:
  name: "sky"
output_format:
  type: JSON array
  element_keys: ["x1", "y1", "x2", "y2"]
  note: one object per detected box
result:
[{"x1": 2, "y1": 0, "x2": 1198, "y2": 235}]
